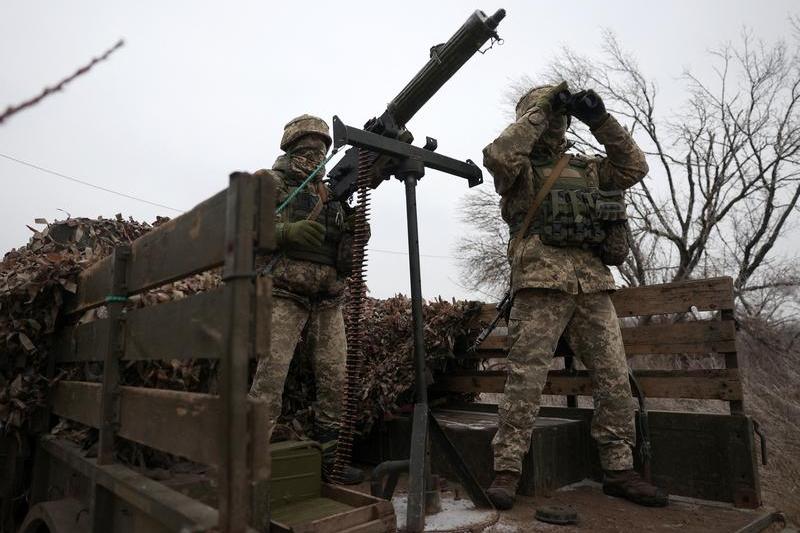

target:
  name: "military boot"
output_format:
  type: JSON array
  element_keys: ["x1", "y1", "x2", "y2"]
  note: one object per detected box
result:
[
  {"x1": 603, "y1": 469, "x2": 668, "y2": 507},
  {"x1": 486, "y1": 470, "x2": 520, "y2": 510},
  {"x1": 315, "y1": 427, "x2": 365, "y2": 486}
]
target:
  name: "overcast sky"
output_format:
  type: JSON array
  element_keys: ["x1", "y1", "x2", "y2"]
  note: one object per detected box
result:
[{"x1": 1, "y1": 0, "x2": 798, "y2": 300}]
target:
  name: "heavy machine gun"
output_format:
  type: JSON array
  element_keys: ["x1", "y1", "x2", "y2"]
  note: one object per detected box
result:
[
  {"x1": 325, "y1": 9, "x2": 506, "y2": 533},
  {"x1": 327, "y1": 8, "x2": 505, "y2": 201}
]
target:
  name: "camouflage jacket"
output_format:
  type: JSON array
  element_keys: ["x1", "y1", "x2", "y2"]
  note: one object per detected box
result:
[
  {"x1": 255, "y1": 159, "x2": 346, "y2": 300},
  {"x1": 483, "y1": 110, "x2": 648, "y2": 295}
]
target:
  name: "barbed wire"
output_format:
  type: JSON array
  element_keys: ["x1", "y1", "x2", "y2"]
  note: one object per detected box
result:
[{"x1": 0, "y1": 39, "x2": 125, "y2": 125}]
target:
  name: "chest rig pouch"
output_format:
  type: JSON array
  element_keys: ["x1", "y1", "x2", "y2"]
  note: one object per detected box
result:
[
  {"x1": 280, "y1": 184, "x2": 345, "y2": 268},
  {"x1": 524, "y1": 158, "x2": 630, "y2": 265}
]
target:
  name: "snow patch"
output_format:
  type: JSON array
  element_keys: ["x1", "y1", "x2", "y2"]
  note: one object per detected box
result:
[{"x1": 392, "y1": 493, "x2": 498, "y2": 531}]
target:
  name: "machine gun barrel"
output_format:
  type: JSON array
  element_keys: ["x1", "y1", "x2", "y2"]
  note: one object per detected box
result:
[
  {"x1": 387, "y1": 9, "x2": 505, "y2": 128},
  {"x1": 327, "y1": 8, "x2": 505, "y2": 201}
]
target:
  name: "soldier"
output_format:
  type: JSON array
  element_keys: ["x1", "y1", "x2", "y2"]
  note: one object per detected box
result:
[
  {"x1": 249, "y1": 114, "x2": 364, "y2": 485},
  {"x1": 482, "y1": 83, "x2": 668, "y2": 509}
]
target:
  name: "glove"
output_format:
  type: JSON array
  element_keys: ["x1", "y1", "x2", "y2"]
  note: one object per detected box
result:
[
  {"x1": 534, "y1": 81, "x2": 569, "y2": 115},
  {"x1": 567, "y1": 89, "x2": 609, "y2": 128},
  {"x1": 276, "y1": 220, "x2": 325, "y2": 249}
]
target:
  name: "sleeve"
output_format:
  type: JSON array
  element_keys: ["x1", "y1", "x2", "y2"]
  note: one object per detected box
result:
[
  {"x1": 591, "y1": 114, "x2": 649, "y2": 190},
  {"x1": 482, "y1": 108, "x2": 550, "y2": 196},
  {"x1": 255, "y1": 169, "x2": 288, "y2": 221}
]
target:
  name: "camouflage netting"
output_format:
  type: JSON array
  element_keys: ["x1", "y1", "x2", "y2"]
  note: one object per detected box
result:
[
  {"x1": 281, "y1": 295, "x2": 481, "y2": 437},
  {"x1": 0, "y1": 216, "x2": 159, "y2": 433},
  {"x1": 1, "y1": 216, "x2": 481, "y2": 443}
]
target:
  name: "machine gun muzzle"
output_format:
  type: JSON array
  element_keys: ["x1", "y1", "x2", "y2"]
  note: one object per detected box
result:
[{"x1": 387, "y1": 9, "x2": 506, "y2": 128}]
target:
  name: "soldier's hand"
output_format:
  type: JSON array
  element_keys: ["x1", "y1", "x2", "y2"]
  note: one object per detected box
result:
[
  {"x1": 277, "y1": 220, "x2": 326, "y2": 249},
  {"x1": 517, "y1": 81, "x2": 569, "y2": 118},
  {"x1": 567, "y1": 89, "x2": 609, "y2": 128},
  {"x1": 534, "y1": 81, "x2": 569, "y2": 116}
]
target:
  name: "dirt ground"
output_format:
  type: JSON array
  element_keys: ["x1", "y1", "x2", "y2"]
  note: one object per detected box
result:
[
  {"x1": 483, "y1": 483, "x2": 785, "y2": 533},
  {"x1": 354, "y1": 481, "x2": 785, "y2": 533},
  {"x1": 354, "y1": 474, "x2": 785, "y2": 533}
]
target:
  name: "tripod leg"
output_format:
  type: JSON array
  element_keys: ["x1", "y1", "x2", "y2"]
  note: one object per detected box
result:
[{"x1": 403, "y1": 173, "x2": 432, "y2": 532}]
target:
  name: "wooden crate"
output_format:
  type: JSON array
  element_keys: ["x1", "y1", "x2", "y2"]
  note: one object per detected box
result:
[{"x1": 270, "y1": 485, "x2": 396, "y2": 533}]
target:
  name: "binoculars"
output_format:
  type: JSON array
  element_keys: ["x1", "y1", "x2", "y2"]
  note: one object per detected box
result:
[{"x1": 554, "y1": 89, "x2": 602, "y2": 114}]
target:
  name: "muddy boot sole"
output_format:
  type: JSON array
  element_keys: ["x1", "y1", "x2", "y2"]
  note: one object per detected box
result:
[
  {"x1": 486, "y1": 487, "x2": 516, "y2": 510},
  {"x1": 603, "y1": 484, "x2": 669, "y2": 507}
]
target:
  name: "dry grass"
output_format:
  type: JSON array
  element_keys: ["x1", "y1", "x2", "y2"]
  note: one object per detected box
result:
[{"x1": 737, "y1": 323, "x2": 800, "y2": 524}]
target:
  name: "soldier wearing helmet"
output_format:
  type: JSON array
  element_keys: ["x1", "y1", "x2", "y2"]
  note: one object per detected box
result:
[
  {"x1": 249, "y1": 114, "x2": 364, "y2": 484},
  {"x1": 482, "y1": 83, "x2": 668, "y2": 509}
]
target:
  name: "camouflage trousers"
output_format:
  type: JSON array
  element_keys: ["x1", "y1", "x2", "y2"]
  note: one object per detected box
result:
[
  {"x1": 492, "y1": 288, "x2": 635, "y2": 472},
  {"x1": 248, "y1": 293, "x2": 347, "y2": 434}
]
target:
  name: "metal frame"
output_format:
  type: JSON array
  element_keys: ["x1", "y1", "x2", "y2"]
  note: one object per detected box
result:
[{"x1": 333, "y1": 117, "x2": 492, "y2": 532}]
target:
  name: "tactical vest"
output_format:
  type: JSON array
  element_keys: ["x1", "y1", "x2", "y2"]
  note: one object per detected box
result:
[
  {"x1": 280, "y1": 183, "x2": 345, "y2": 266},
  {"x1": 510, "y1": 157, "x2": 627, "y2": 248}
]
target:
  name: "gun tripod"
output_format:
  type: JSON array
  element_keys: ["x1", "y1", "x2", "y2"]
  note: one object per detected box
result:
[{"x1": 332, "y1": 117, "x2": 493, "y2": 532}]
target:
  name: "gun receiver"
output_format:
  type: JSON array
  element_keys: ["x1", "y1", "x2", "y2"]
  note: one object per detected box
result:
[{"x1": 327, "y1": 8, "x2": 506, "y2": 201}]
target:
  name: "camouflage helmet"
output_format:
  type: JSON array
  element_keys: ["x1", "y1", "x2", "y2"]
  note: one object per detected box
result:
[
  {"x1": 280, "y1": 114, "x2": 332, "y2": 151},
  {"x1": 515, "y1": 85, "x2": 553, "y2": 120}
]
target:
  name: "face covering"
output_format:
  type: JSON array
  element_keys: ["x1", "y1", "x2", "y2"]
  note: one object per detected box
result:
[
  {"x1": 532, "y1": 114, "x2": 568, "y2": 160},
  {"x1": 286, "y1": 137, "x2": 328, "y2": 179},
  {"x1": 288, "y1": 149, "x2": 326, "y2": 178}
]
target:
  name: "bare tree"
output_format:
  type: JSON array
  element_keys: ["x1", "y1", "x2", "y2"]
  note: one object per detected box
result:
[
  {"x1": 457, "y1": 28, "x2": 800, "y2": 322},
  {"x1": 454, "y1": 188, "x2": 509, "y2": 299}
]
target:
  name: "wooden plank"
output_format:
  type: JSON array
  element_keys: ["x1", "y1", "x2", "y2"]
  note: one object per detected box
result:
[
  {"x1": 611, "y1": 277, "x2": 735, "y2": 317},
  {"x1": 476, "y1": 335, "x2": 507, "y2": 352},
  {"x1": 66, "y1": 189, "x2": 227, "y2": 315},
  {"x1": 621, "y1": 320, "x2": 737, "y2": 354},
  {"x1": 67, "y1": 258, "x2": 113, "y2": 316},
  {"x1": 51, "y1": 382, "x2": 219, "y2": 464},
  {"x1": 40, "y1": 437, "x2": 221, "y2": 532},
  {"x1": 434, "y1": 369, "x2": 743, "y2": 400},
  {"x1": 320, "y1": 484, "x2": 388, "y2": 508},
  {"x1": 125, "y1": 288, "x2": 226, "y2": 361},
  {"x1": 50, "y1": 381, "x2": 272, "y2": 467},
  {"x1": 118, "y1": 387, "x2": 221, "y2": 466},
  {"x1": 474, "y1": 304, "x2": 505, "y2": 328},
  {"x1": 472, "y1": 277, "x2": 735, "y2": 327},
  {"x1": 56, "y1": 287, "x2": 274, "y2": 363},
  {"x1": 307, "y1": 505, "x2": 379, "y2": 533},
  {"x1": 54, "y1": 317, "x2": 109, "y2": 363},
  {"x1": 271, "y1": 487, "x2": 394, "y2": 533},
  {"x1": 51, "y1": 380, "x2": 101, "y2": 427},
  {"x1": 473, "y1": 320, "x2": 737, "y2": 357}
]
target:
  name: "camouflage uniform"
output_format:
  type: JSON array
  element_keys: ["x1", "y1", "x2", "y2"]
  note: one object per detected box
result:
[
  {"x1": 483, "y1": 89, "x2": 649, "y2": 473},
  {"x1": 248, "y1": 115, "x2": 349, "y2": 435}
]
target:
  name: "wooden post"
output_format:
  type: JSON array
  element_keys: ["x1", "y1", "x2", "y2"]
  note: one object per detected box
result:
[
  {"x1": 218, "y1": 173, "x2": 257, "y2": 533},
  {"x1": 721, "y1": 307, "x2": 744, "y2": 415},
  {"x1": 97, "y1": 244, "x2": 130, "y2": 464},
  {"x1": 92, "y1": 244, "x2": 129, "y2": 533}
]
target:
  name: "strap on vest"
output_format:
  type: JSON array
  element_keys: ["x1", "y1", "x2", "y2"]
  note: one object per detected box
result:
[{"x1": 509, "y1": 154, "x2": 571, "y2": 257}]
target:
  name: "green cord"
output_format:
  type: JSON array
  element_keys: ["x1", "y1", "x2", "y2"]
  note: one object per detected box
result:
[
  {"x1": 275, "y1": 150, "x2": 338, "y2": 214},
  {"x1": 265, "y1": 149, "x2": 338, "y2": 276},
  {"x1": 104, "y1": 295, "x2": 128, "y2": 303}
]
